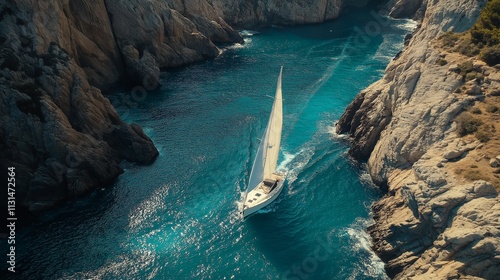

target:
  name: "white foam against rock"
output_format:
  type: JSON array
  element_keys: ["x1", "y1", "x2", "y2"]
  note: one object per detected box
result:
[
  {"x1": 239, "y1": 30, "x2": 259, "y2": 36},
  {"x1": 343, "y1": 218, "x2": 389, "y2": 280}
]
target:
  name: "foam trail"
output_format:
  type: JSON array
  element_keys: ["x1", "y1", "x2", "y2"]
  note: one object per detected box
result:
[
  {"x1": 305, "y1": 38, "x2": 346, "y2": 59},
  {"x1": 303, "y1": 36, "x2": 351, "y2": 100},
  {"x1": 285, "y1": 146, "x2": 316, "y2": 189},
  {"x1": 309, "y1": 37, "x2": 351, "y2": 92},
  {"x1": 230, "y1": 197, "x2": 245, "y2": 223},
  {"x1": 277, "y1": 150, "x2": 298, "y2": 172}
]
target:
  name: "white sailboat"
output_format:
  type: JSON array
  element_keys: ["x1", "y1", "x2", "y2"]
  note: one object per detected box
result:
[{"x1": 242, "y1": 66, "x2": 285, "y2": 218}]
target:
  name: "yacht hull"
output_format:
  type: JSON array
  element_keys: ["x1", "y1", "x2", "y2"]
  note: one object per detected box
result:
[{"x1": 243, "y1": 178, "x2": 285, "y2": 217}]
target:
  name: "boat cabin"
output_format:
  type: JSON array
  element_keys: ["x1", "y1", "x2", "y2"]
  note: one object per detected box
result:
[{"x1": 263, "y1": 178, "x2": 278, "y2": 193}]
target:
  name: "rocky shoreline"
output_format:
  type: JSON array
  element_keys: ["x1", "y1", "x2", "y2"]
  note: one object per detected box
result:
[
  {"x1": 337, "y1": 0, "x2": 500, "y2": 278},
  {"x1": 2, "y1": 0, "x2": 499, "y2": 278}
]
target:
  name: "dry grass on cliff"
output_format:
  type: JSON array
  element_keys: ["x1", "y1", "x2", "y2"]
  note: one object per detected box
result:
[
  {"x1": 452, "y1": 98, "x2": 500, "y2": 190},
  {"x1": 433, "y1": 39, "x2": 500, "y2": 190}
]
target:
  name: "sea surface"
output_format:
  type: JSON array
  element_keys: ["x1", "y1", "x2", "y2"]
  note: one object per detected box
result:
[{"x1": 7, "y1": 7, "x2": 416, "y2": 280}]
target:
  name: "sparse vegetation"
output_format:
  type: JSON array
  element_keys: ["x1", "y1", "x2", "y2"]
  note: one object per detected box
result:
[
  {"x1": 475, "y1": 129, "x2": 491, "y2": 142},
  {"x1": 480, "y1": 45, "x2": 500, "y2": 66},
  {"x1": 465, "y1": 71, "x2": 484, "y2": 82},
  {"x1": 440, "y1": 31, "x2": 460, "y2": 47},
  {"x1": 471, "y1": 107, "x2": 482, "y2": 114},
  {"x1": 456, "y1": 112, "x2": 483, "y2": 136},
  {"x1": 486, "y1": 104, "x2": 499, "y2": 113},
  {"x1": 451, "y1": 60, "x2": 483, "y2": 81},
  {"x1": 457, "y1": 61, "x2": 474, "y2": 75},
  {"x1": 464, "y1": 170, "x2": 483, "y2": 181},
  {"x1": 455, "y1": 35, "x2": 482, "y2": 57}
]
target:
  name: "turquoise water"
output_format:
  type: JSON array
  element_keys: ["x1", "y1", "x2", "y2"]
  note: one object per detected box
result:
[{"x1": 8, "y1": 7, "x2": 415, "y2": 280}]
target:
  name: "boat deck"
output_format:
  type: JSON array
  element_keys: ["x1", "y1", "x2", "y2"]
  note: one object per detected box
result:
[{"x1": 244, "y1": 173, "x2": 284, "y2": 208}]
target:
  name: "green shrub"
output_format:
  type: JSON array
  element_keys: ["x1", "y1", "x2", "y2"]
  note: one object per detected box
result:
[
  {"x1": 470, "y1": 0, "x2": 500, "y2": 46},
  {"x1": 440, "y1": 31, "x2": 460, "y2": 48},
  {"x1": 456, "y1": 112, "x2": 483, "y2": 136},
  {"x1": 458, "y1": 61, "x2": 475, "y2": 76},
  {"x1": 455, "y1": 38, "x2": 482, "y2": 56},
  {"x1": 480, "y1": 45, "x2": 500, "y2": 66},
  {"x1": 465, "y1": 71, "x2": 484, "y2": 81}
]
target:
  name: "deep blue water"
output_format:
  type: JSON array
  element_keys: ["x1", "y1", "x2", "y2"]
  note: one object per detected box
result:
[{"x1": 7, "y1": 7, "x2": 416, "y2": 280}]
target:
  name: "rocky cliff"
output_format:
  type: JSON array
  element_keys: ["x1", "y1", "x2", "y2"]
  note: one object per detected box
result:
[
  {"x1": 337, "y1": 0, "x2": 500, "y2": 278},
  {"x1": 210, "y1": 0, "x2": 368, "y2": 27},
  {"x1": 0, "y1": 0, "x2": 246, "y2": 215}
]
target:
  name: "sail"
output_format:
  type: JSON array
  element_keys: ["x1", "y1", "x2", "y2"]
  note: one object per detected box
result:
[{"x1": 246, "y1": 67, "x2": 283, "y2": 193}]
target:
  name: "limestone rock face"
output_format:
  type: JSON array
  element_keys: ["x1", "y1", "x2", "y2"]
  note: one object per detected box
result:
[
  {"x1": 0, "y1": 1, "x2": 158, "y2": 213},
  {"x1": 337, "y1": 0, "x2": 484, "y2": 185},
  {"x1": 369, "y1": 143, "x2": 500, "y2": 280},
  {"x1": 105, "y1": 0, "x2": 242, "y2": 84},
  {"x1": 337, "y1": 0, "x2": 500, "y2": 279},
  {"x1": 210, "y1": 0, "x2": 371, "y2": 27},
  {"x1": 0, "y1": 47, "x2": 158, "y2": 212},
  {"x1": 7, "y1": 0, "x2": 123, "y2": 89},
  {"x1": 387, "y1": 0, "x2": 426, "y2": 19}
]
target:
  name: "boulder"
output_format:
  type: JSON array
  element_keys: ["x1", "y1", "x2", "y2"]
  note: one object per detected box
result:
[
  {"x1": 449, "y1": 64, "x2": 460, "y2": 72},
  {"x1": 466, "y1": 84, "x2": 482, "y2": 95},
  {"x1": 444, "y1": 149, "x2": 465, "y2": 160}
]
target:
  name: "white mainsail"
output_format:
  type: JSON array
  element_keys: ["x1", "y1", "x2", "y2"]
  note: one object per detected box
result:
[{"x1": 246, "y1": 67, "x2": 283, "y2": 194}]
